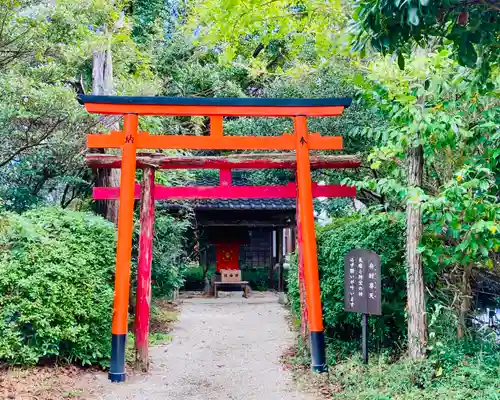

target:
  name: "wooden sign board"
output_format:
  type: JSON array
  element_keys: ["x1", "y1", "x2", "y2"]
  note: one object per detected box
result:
[
  {"x1": 344, "y1": 249, "x2": 381, "y2": 315},
  {"x1": 220, "y1": 269, "x2": 242, "y2": 283}
]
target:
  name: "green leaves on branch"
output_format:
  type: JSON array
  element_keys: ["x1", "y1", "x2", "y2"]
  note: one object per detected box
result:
[
  {"x1": 423, "y1": 163, "x2": 499, "y2": 267},
  {"x1": 0, "y1": 0, "x2": 159, "y2": 211},
  {"x1": 351, "y1": 0, "x2": 499, "y2": 74},
  {"x1": 186, "y1": 0, "x2": 346, "y2": 64},
  {"x1": 349, "y1": 48, "x2": 499, "y2": 271}
]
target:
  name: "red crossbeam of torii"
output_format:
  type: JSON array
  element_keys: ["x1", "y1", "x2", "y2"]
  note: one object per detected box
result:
[{"x1": 93, "y1": 183, "x2": 356, "y2": 200}]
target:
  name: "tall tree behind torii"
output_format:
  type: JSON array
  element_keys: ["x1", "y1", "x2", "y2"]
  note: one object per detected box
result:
[{"x1": 91, "y1": 13, "x2": 125, "y2": 224}]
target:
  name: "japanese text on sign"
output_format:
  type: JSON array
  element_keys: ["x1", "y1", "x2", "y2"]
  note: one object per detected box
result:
[{"x1": 344, "y1": 249, "x2": 381, "y2": 315}]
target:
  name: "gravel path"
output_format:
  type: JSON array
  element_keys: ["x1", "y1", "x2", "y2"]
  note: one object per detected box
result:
[{"x1": 95, "y1": 292, "x2": 315, "y2": 400}]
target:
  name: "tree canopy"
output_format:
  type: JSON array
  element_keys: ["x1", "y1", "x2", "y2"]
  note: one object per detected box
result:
[{"x1": 352, "y1": 0, "x2": 499, "y2": 71}]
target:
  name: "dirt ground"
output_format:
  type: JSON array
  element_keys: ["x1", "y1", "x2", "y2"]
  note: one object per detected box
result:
[
  {"x1": 1, "y1": 292, "x2": 318, "y2": 400},
  {"x1": 0, "y1": 365, "x2": 99, "y2": 400},
  {"x1": 93, "y1": 291, "x2": 317, "y2": 400}
]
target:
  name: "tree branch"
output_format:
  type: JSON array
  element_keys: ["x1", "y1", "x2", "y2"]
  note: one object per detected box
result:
[{"x1": 0, "y1": 117, "x2": 68, "y2": 168}]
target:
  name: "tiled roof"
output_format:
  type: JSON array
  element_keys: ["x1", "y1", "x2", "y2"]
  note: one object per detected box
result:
[{"x1": 189, "y1": 198, "x2": 296, "y2": 210}]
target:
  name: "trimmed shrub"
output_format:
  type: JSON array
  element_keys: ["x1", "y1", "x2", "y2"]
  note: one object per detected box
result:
[
  {"x1": 182, "y1": 264, "x2": 209, "y2": 290},
  {"x1": 0, "y1": 207, "x2": 116, "y2": 366},
  {"x1": 241, "y1": 267, "x2": 272, "y2": 291}
]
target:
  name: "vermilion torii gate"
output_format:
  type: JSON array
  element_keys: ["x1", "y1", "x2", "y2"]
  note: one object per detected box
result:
[{"x1": 79, "y1": 95, "x2": 356, "y2": 382}]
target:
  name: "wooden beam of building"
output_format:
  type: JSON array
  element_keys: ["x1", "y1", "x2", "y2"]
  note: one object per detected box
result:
[
  {"x1": 93, "y1": 182, "x2": 356, "y2": 200},
  {"x1": 85, "y1": 153, "x2": 361, "y2": 170}
]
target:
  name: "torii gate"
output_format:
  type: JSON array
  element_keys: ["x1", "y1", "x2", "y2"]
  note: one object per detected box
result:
[{"x1": 79, "y1": 95, "x2": 358, "y2": 382}]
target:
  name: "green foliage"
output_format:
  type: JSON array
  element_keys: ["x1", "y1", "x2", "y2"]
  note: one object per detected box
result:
[
  {"x1": 132, "y1": 209, "x2": 191, "y2": 297},
  {"x1": 288, "y1": 213, "x2": 441, "y2": 355},
  {"x1": 188, "y1": 0, "x2": 499, "y2": 80},
  {"x1": 186, "y1": 0, "x2": 346, "y2": 66},
  {"x1": 352, "y1": 0, "x2": 499, "y2": 73},
  {"x1": 182, "y1": 264, "x2": 208, "y2": 290},
  {"x1": 0, "y1": 0, "x2": 159, "y2": 211},
  {"x1": 287, "y1": 251, "x2": 300, "y2": 313},
  {"x1": 423, "y1": 163, "x2": 500, "y2": 267},
  {"x1": 131, "y1": 0, "x2": 168, "y2": 43},
  {"x1": 0, "y1": 207, "x2": 116, "y2": 366},
  {"x1": 422, "y1": 111, "x2": 499, "y2": 267},
  {"x1": 241, "y1": 267, "x2": 286, "y2": 291},
  {"x1": 346, "y1": 49, "x2": 499, "y2": 272},
  {"x1": 328, "y1": 331, "x2": 500, "y2": 400},
  {"x1": 154, "y1": 33, "x2": 252, "y2": 99}
]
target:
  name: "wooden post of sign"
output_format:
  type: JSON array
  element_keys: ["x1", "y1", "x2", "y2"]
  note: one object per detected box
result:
[
  {"x1": 135, "y1": 167, "x2": 156, "y2": 372},
  {"x1": 294, "y1": 116, "x2": 327, "y2": 373},
  {"x1": 362, "y1": 313, "x2": 368, "y2": 364},
  {"x1": 109, "y1": 113, "x2": 138, "y2": 383}
]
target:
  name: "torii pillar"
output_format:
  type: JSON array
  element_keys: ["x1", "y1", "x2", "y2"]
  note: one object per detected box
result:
[{"x1": 294, "y1": 116, "x2": 326, "y2": 372}]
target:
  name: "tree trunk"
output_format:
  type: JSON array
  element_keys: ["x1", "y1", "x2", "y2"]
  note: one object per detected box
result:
[
  {"x1": 457, "y1": 265, "x2": 472, "y2": 339},
  {"x1": 406, "y1": 144, "x2": 427, "y2": 358},
  {"x1": 92, "y1": 45, "x2": 120, "y2": 224}
]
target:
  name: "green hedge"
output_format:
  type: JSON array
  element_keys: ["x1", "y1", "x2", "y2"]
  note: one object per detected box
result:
[
  {"x1": 288, "y1": 213, "x2": 440, "y2": 357},
  {"x1": 0, "y1": 207, "x2": 116, "y2": 366},
  {"x1": 182, "y1": 264, "x2": 209, "y2": 290}
]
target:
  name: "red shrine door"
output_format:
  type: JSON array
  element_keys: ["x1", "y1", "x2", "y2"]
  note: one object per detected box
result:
[
  {"x1": 215, "y1": 243, "x2": 240, "y2": 272},
  {"x1": 211, "y1": 227, "x2": 248, "y2": 273}
]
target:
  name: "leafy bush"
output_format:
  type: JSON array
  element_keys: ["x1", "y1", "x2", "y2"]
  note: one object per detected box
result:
[
  {"x1": 241, "y1": 267, "x2": 271, "y2": 291},
  {"x1": 0, "y1": 207, "x2": 116, "y2": 366},
  {"x1": 288, "y1": 213, "x2": 441, "y2": 357},
  {"x1": 182, "y1": 264, "x2": 209, "y2": 290},
  {"x1": 328, "y1": 337, "x2": 500, "y2": 400}
]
